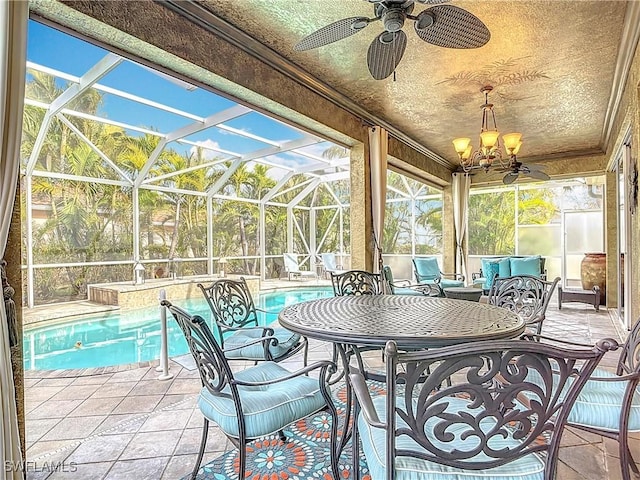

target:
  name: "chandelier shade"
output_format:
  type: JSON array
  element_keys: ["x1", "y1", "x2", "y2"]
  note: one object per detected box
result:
[{"x1": 453, "y1": 85, "x2": 522, "y2": 172}]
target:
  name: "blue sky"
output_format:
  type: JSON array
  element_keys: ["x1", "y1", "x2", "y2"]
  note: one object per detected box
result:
[{"x1": 26, "y1": 20, "x2": 331, "y2": 167}]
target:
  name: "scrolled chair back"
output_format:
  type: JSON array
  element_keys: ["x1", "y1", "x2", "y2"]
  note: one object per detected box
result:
[
  {"x1": 198, "y1": 277, "x2": 258, "y2": 330},
  {"x1": 360, "y1": 337, "x2": 619, "y2": 480},
  {"x1": 487, "y1": 274, "x2": 560, "y2": 334},
  {"x1": 617, "y1": 314, "x2": 640, "y2": 376},
  {"x1": 162, "y1": 300, "x2": 233, "y2": 396},
  {"x1": 331, "y1": 270, "x2": 382, "y2": 296}
]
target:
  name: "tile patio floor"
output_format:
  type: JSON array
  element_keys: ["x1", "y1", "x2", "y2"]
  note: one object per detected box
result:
[{"x1": 23, "y1": 299, "x2": 636, "y2": 480}]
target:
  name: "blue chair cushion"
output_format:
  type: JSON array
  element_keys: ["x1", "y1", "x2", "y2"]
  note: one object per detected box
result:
[
  {"x1": 359, "y1": 396, "x2": 545, "y2": 480},
  {"x1": 510, "y1": 256, "x2": 542, "y2": 276},
  {"x1": 223, "y1": 323, "x2": 301, "y2": 361},
  {"x1": 198, "y1": 361, "x2": 325, "y2": 439},
  {"x1": 392, "y1": 286, "x2": 426, "y2": 296},
  {"x1": 439, "y1": 278, "x2": 464, "y2": 289},
  {"x1": 568, "y1": 368, "x2": 640, "y2": 432},
  {"x1": 414, "y1": 258, "x2": 441, "y2": 283}
]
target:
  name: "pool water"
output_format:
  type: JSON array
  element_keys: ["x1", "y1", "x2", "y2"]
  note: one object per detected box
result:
[{"x1": 23, "y1": 287, "x2": 333, "y2": 371}]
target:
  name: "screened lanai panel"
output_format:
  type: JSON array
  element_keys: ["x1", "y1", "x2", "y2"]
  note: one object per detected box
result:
[
  {"x1": 326, "y1": 178, "x2": 350, "y2": 204},
  {"x1": 66, "y1": 87, "x2": 195, "y2": 133},
  {"x1": 469, "y1": 189, "x2": 516, "y2": 256},
  {"x1": 31, "y1": 180, "x2": 132, "y2": 263},
  {"x1": 517, "y1": 186, "x2": 561, "y2": 226},
  {"x1": 387, "y1": 171, "x2": 410, "y2": 200},
  {"x1": 144, "y1": 153, "x2": 223, "y2": 192},
  {"x1": 270, "y1": 174, "x2": 317, "y2": 205},
  {"x1": 271, "y1": 150, "x2": 330, "y2": 171},
  {"x1": 27, "y1": 21, "x2": 106, "y2": 75},
  {"x1": 265, "y1": 205, "x2": 287, "y2": 255},
  {"x1": 561, "y1": 181, "x2": 604, "y2": 210},
  {"x1": 293, "y1": 209, "x2": 311, "y2": 254},
  {"x1": 96, "y1": 60, "x2": 238, "y2": 117},
  {"x1": 29, "y1": 116, "x2": 126, "y2": 181},
  {"x1": 215, "y1": 160, "x2": 279, "y2": 200},
  {"x1": 138, "y1": 191, "x2": 208, "y2": 260},
  {"x1": 315, "y1": 206, "x2": 342, "y2": 253},
  {"x1": 384, "y1": 198, "x2": 412, "y2": 254},
  {"x1": 414, "y1": 198, "x2": 443, "y2": 255},
  {"x1": 223, "y1": 112, "x2": 305, "y2": 143},
  {"x1": 313, "y1": 183, "x2": 343, "y2": 208},
  {"x1": 24, "y1": 68, "x2": 73, "y2": 103},
  {"x1": 182, "y1": 124, "x2": 270, "y2": 155},
  {"x1": 295, "y1": 141, "x2": 347, "y2": 163},
  {"x1": 212, "y1": 199, "x2": 259, "y2": 265}
]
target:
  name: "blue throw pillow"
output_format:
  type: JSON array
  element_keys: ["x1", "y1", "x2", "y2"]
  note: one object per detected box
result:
[
  {"x1": 497, "y1": 257, "x2": 511, "y2": 278},
  {"x1": 510, "y1": 256, "x2": 542, "y2": 276},
  {"x1": 482, "y1": 261, "x2": 500, "y2": 290}
]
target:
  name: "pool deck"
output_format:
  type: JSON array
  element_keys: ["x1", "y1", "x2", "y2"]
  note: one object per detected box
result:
[
  {"x1": 23, "y1": 296, "x2": 636, "y2": 480},
  {"x1": 23, "y1": 278, "x2": 332, "y2": 327}
]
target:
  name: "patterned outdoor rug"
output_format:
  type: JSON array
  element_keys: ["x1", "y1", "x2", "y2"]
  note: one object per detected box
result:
[{"x1": 187, "y1": 381, "x2": 388, "y2": 480}]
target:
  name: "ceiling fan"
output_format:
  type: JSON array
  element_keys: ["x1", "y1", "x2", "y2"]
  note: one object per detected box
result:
[
  {"x1": 500, "y1": 159, "x2": 550, "y2": 185},
  {"x1": 294, "y1": 0, "x2": 491, "y2": 80}
]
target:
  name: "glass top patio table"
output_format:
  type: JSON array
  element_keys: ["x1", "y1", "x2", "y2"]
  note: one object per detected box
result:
[{"x1": 279, "y1": 294, "x2": 525, "y2": 349}]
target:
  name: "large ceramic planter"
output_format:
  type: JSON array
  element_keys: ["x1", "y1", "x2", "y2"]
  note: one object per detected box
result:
[{"x1": 581, "y1": 252, "x2": 606, "y2": 305}]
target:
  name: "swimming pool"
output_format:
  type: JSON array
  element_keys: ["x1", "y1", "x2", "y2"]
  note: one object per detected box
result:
[{"x1": 23, "y1": 287, "x2": 333, "y2": 371}]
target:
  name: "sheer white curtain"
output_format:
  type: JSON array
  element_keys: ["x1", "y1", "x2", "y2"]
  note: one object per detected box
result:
[
  {"x1": 369, "y1": 126, "x2": 388, "y2": 276},
  {"x1": 452, "y1": 172, "x2": 471, "y2": 282},
  {"x1": 1, "y1": 1, "x2": 27, "y2": 476}
]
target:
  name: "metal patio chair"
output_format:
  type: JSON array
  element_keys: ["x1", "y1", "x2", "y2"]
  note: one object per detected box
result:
[
  {"x1": 565, "y1": 316, "x2": 640, "y2": 480},
  {"x1": 412, "y1": 257, "x2": 464, "y2": 296},
  {"x1": 198, "y1": 277, "x2": 308, "y2": 364},
  {"x1": 486, "y1": 274, "x2": 561, "y2": 335},
  {"x1": 162, "y1": 300, "x2": 339, "y2": 480},
  {"x1": 350, "y1": 337, "x2": 619, "y2": 480},
  {"x1": 381, "y1": 265, "x2": 438, "y2": 296},
  {"x1": 331, "y1": 269, "x2": 382, "y2": 296}
]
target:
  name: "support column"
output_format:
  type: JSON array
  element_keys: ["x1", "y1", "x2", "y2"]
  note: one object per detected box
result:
[
  {"x1": 441, "y1": 184, "x2": 456, "y2": 275},
  {"x1": 350, "y1": 143, "x2": 373, "y2": 271},
  {"x1": 605, "y1": 170, "x2": 618, "y2": 308}
]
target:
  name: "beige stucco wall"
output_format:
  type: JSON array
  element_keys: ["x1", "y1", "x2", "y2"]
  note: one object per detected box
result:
[{"x1": 605, "y1": 33, "x2": 640, "y2": 324}]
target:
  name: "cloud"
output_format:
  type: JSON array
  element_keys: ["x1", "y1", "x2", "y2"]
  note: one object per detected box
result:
[{"x1": 189, "y1": 139, "x2": 222, "y2": 160}]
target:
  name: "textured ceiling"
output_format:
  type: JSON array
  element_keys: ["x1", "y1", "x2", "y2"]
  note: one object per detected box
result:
[{"x1": 198, "y1": 0, "x2": 628, "y2": 165}]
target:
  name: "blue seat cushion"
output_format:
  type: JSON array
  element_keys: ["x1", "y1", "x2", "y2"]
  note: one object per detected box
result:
[
  {"x1": 568, "y1": 368, "x2": 640, "y2": 432},
  {"x1": 439, "y1": 278, "x2": 464, "y2": 289},
  {"x1": 223, "y1": 323, "x2": 301, "y2": 360},
  {"x1": 392, "y1": 286, "x2": 426, "y2": 296},
  {"x1": 359, "y1": 396, "x2": 545, "y2": 480},
  {"x1": 198, "y1": 361, "x2": 325, "y2": 439},
  {"x1": 510, "y1": 256, "x2": 542, "y2": 276}
]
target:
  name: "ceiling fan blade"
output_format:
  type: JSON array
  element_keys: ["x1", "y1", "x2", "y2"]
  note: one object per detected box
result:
[
  {"x1": 367, "y1": 30, "x2": 408, "y2": 80},
  {"x1": 414, "y1": 5, "x2": 490, "y2": 49},
  {"x1": 526, "y1": 169, "x2": 551, "y2": 181},
  {"x1": 503, "y1": 172, "x2": 519, "y2": 185},
  {"x1": 294, "y1": 17, "x2": 371, "y2": 51}
]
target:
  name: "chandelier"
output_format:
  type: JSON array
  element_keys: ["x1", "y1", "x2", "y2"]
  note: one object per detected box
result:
[{"x1": 452, "y1": 85, "x2": 522, "y2": 172}]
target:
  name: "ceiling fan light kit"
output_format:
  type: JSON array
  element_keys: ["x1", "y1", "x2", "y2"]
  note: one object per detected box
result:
[
  {"x1": 294, "y1": 0, "x2": 490, "y2": 80},
  {"x1": 452, "y1": 86, "x2": 549, "y2": 184}
]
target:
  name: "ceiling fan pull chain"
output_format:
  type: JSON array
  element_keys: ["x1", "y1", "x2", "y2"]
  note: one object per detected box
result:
[{"x1": 393, "y1": 70, "x2": 397, "y2": 81}]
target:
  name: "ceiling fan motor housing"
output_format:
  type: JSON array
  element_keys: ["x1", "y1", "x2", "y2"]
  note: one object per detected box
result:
[{"x1": 382, "y1": 9, "x2": 406, "y2": 32}]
